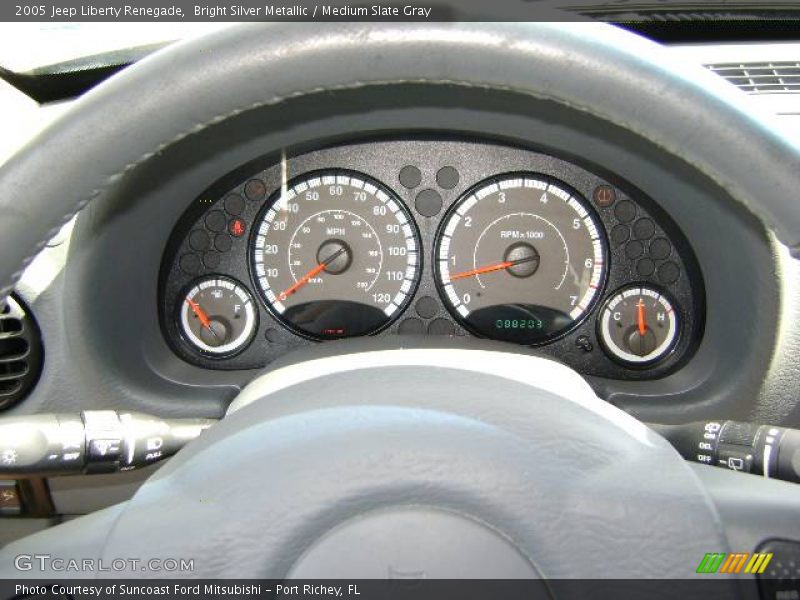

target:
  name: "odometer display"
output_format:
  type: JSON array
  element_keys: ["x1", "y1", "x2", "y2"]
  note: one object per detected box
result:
[
  {"x1": 435, "y1": 174, "x2": 606, "y2": 344},
  {"x1": 252, "y1": 170, "x2": 420, "y2": 339}
]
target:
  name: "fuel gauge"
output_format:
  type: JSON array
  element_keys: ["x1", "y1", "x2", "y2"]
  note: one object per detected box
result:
[
  {"x1": 598, "y1": 285, "x2": 679, "y2": 366},
  {"x1": 179, "y1": 276, "x2": 257, "y2": 356}
]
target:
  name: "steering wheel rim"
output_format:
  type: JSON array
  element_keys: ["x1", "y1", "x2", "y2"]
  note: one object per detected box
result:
[{"x1": 1, "y1": 22, "x2": 799, "y2": 303}]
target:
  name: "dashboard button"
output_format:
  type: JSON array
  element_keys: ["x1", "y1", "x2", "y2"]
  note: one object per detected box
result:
[
  {"x1": 188, "y1": 230, "x2": 211, "y2": 252},
  {"x1": 88, "y1": 439, "x2": 121, "y2": 461},
  {"x1": 625, "y1": 240, "x2": 644, "y2": 259},
  {"x1": 202, "y1": 252, "x2": 221, "y2": 270},
  {"x1": 611, "y1": 224, "x2": 630, "y2": 246},
  {"x1": 214, "y1": 234, "x2": 233, "y2": 252},
  {"x1": 399, "y1": 165, "x2": 422, "y2": 189},
  {"x1": 633, "y1": 218, "x2": 655, "y2": 240},
  {"x1": 223, "y1": 194, "x2": 245, "y2": 216},
  {"x1": 614, "y1": 200, "x2": 637, "y2": 223},
  {"x1": 415, "y1": 296, "x2": 438, "y2": 319},
  {"x1": 657, "y1": 261, "x2": 681, "y2": 284},
  {"x1": 244, "y1": 179, "x2": 266, "y2": 201},
  {"x1": 637, "y1": 258, "x2": 656, "y2": 277},
  {"x1": 179, "y1": 253, "x2": 201, "y2": 275},
  {"x1": 205, "y1": 210, "x2": 227, "y2": 233},
  {"x1": 398, "y1": 318, "x2": 424, "y2": 334},
  {"x1": 436, "y1": 166, "x2": 459, "y2": 190},
  {"x1": 415, "y1": 189, "x2": 443, "y2": 217},
  {"x1": 649, "y1": 237, "x2": 672, "y2": 260},
  {"x1": 428, "y1": 318, "x2": 455, "y2": 336}
]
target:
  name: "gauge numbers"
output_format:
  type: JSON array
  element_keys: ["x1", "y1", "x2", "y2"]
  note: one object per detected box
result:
[
  {"x1": 436, "y1": 174, "x2": 606, "y2": 344},
  {"x1": 252, "y1": 170, "x2": 420, "y2": 339}
]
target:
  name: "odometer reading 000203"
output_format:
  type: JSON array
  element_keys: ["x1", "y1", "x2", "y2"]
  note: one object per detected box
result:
[
  {"x1": 251, "y1": 170, "x2": 421, "y2": 339},
  {"x1": 436, "y1": 174, "x2": 607, "y2": 344}
]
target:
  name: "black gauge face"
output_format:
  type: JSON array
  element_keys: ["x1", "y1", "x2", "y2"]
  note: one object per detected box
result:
[
  {"x1": 251, "y1": 170, "x2": 421, "y2": 339},
  {"x1": 598, "y1": 285, "x2": 679, "y2": 366},
  {"x1": 435, "y1": 174, "x2": 607, "y2": 344},
  {"x1": 179, "y1": 276, "x2": 258, "y2": 356}
]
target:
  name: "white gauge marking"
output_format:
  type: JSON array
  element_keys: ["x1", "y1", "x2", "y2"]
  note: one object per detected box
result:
[
  {"x1": 285, "y1": 209, "x2": 384, "y2": 292},
  {"x1": 180, "y1": 278, "x2": 257, "y2": 355},
  {"x1": 436, "y1": 175, "x2": 606, "y2": 339},
  {"x1": 470, "y1": 212, "x2": 570, "y2": 293},
  {"x1": 252, "y1": 172, "x2": 420, "y2": 336},
  {"x1": 599, "y1": 286, "x2": 678, "y2": 364}
]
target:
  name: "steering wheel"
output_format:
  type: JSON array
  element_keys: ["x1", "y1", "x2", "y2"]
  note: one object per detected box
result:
[{"x1": 1, "y1": 22, "x2": 799, "y2": 586}]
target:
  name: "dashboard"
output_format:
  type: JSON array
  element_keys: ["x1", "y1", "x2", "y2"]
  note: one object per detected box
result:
[
  {"x1": 160, "y1": 138, "x2": 704, "y2": 380},
  {"x1": 2, "y1": 33, "x2": 792, "y2": 449},
  {"x1": 3, "y1": 20, "x2": 800, "y2": 581},
  {"x1": 1, "y1": 23, "x2": 799, "y2": 548}
]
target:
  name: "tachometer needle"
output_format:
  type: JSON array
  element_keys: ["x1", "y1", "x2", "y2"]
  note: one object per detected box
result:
[
  {"x1": 449, "y1": 255, "x2": 538, "y2": 281},
  {"x1": 278, "y1": 246, "x2": 346, "y2": 301},
  {"x1": 186, "y1": 298, "x2": 220, "y2": 340},
  {"x1": 637, "y1": 299, "x2": 647, "y2": 336}
]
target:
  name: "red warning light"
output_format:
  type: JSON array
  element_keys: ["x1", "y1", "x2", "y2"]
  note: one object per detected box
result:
[
  {"x1": 593, "y1": 185, "x2": 616, "y2": 208},
  {"x1": 229, "y1": 218, "x2": 246, "y2": 237}
]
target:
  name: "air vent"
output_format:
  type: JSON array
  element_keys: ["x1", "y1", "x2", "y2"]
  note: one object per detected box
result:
[
  {"x1": 707, "y1": 62, "x2": 800, "y2": 94},
  {"x1": 0, "y1": 295, "x2": 43, "y2": 410}
]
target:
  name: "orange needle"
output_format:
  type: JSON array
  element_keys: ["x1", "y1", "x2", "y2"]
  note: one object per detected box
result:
[
  {"x1": 637, "y1": 299, "x2": 647, "y2": 336},
  {"x1": 279, "y1": 262, "x2": 328, "y2": 301},
  {"x1": 279, "y1": 246, "x2": 347, "y2": 301},
  {"x1": 186, "y1": 298, "x2": 212, "y2": 330},
  {"x1": 450, "y1": 261, "x2": 514, "y2": 281}
]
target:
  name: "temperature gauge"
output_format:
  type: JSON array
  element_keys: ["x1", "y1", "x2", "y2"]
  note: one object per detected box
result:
[
  {"x1": 598, "y1": 285, "x2": 679, "y2": 366},
  {"x1": 179, "y1": 276, "x2": 258, "y2": 356}
]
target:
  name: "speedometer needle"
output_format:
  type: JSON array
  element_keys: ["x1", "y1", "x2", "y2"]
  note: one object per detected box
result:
[
  {"x1": 449, "y1": 255, "x2": 538, "y2": 281},
  {"x1": 278, "y1": 246, "x2": 346, "y2": 301}
]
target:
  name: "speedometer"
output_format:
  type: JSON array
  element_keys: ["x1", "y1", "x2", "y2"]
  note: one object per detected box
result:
[
  {"x1": 435, "y1": 174, "x2": 606, "y2": 344},
  {"x1": 251, "y1": 170, "x2": 421, "y2": 339}
]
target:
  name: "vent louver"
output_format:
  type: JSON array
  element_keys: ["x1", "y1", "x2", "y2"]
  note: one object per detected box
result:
[
  {"x1": 707, "y1": 62, "x2": 800, "y2": 94},
  {"x1": 0, "y1": 296, "x2": 43, "y2": 410}
]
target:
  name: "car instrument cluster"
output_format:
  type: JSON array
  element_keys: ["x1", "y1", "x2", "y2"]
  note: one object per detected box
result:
[{"x1": 160, "y1": 139, "x2": 704, "y2": 379}]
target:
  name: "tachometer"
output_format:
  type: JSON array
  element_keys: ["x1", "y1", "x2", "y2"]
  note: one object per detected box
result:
[
  {"x1": 251, "y1": 170, "x2": 420, "y2": 339},
  {"x1": 435, "y1": 174, "x2": 606, "y2": 344}
]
